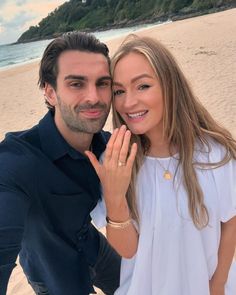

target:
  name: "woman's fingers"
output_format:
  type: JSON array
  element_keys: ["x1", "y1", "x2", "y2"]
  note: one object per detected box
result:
[
  {"x1": 85, "y1": 130, "x2": 137, "y2": 203},
  {"x1": 102, "y1": 126, "x2": 136, "y2": 169},
  {"x1": 84, "y1": 151, "x2": 101, "y2": 176},
  {"x1": 111, "y1": 125, "x2": 127, "y2": 164},
  {"x1": 126, "y1": 143, "x2": 138, "y2": 169},
  {"x1": 103, "y1": 128, "x2": 119, "y2": 162},
  {"x1": 118, "y1": 129, "x2": 131, "y2": 166}
]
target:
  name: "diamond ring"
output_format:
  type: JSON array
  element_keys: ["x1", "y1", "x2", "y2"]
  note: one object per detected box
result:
[{"x1": 118, "y1": 161, "x2": 126, "y2": 167}]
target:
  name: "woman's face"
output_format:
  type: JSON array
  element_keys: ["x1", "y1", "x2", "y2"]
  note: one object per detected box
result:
[{"x1": 113, "y1": 52, "x2": 164, "y2": 142}]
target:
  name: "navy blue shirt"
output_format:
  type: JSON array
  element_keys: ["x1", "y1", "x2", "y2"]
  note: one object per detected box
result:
[{"x1": 0, "y1": 111, "x2": 110, "y2": 295}]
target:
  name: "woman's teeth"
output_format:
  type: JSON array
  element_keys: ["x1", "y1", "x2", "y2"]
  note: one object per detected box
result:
[{"x1": 127, "y1": 111, "x2": 147, "y2": 118}]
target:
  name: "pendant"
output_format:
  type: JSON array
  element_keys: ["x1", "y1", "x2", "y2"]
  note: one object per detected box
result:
[{"x1": 163, "y1": 170, "x2": 172, "y2": 180}]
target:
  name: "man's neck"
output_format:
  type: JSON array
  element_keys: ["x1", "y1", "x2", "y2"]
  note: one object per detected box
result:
[
  {"x1": 54, "y1": 117, "x2": 93, "y2": 154},
  {"x1": 63, "y1": 131, "x2": 93, "y2": 154}
]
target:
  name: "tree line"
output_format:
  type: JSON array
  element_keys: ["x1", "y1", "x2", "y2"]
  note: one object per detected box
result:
[{"x1": 17, "y1": 0, "x2": 235, "y2": 43}]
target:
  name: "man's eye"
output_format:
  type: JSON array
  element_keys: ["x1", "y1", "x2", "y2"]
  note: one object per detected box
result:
[
  {"x1": 113, "y1": 89, "x2": 124, "y2": 96},
  {"x1": 138, "y1": 84, "x2": 150, "y2": 90},
  {"x1": 98, "y1": 81, "x2": 111, "y2": 88},
  {"x1": 70, "y1": 82, "x2": 83, "y2": 88}
]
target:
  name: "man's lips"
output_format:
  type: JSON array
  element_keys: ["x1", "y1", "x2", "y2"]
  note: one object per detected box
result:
[{"x1": 79, "y1": 109, "x2": 104, "y2": 118}]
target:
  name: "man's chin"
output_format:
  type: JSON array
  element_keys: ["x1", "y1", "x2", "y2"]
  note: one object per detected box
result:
[{"x1": 68, "y1": 122, "x2": 106, "y2": 134}]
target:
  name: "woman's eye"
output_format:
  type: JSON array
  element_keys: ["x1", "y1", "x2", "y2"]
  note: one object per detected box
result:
[
  {"x1": 113, "y1": 89, "x2": 124, "y2": 96},
  {"x1": 138, "y1": 84, "x2": 150, "y2": 90}
]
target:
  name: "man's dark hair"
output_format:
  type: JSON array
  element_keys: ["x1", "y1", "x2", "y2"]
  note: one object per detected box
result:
[{"x1": 38, "y1": 31, "x2": 110, "y2": 109}]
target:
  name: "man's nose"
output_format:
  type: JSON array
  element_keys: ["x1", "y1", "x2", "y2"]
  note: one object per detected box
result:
[{"x1": 86, "y1": 85, "x2": 99, "y2": 104}]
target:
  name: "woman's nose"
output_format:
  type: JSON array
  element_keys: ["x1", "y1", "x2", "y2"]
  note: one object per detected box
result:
[{"x1": 123, "y1": 92, "x2": 137, "y2": 109}]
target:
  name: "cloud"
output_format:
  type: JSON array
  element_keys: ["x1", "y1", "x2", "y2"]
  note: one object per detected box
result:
[
  {"x1": 16, "y1": 0, "x2": 29, "y2": 6},
  {"x1": 0, "y1": 11, "x2": 35, "y2": 43},
  {"x1": 0, "y1": 0, "x2": 66, "y2": 44},
  {"x1": 0, "y1": 0, "x2": 8, "y2": 8},
  {"x1": 4, "y1": 11, "x2": 36, "y2": 29},
  {"x1": 0, "y1": 26, "x2": 4, "y2": 34}
]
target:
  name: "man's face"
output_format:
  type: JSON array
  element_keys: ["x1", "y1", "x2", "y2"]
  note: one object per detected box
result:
[{"x1": 47, "y1": 50, "x2": 112, "y2": 134}]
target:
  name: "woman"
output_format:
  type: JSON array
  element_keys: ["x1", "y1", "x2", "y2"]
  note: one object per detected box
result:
[{"x1": 85, "y1": 35, "x2": 236, "y2": 295}]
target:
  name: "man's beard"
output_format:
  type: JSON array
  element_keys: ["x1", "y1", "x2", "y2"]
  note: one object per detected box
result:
[{"x1": 57, "y1": 95, "x2": 110, "y2": 134}]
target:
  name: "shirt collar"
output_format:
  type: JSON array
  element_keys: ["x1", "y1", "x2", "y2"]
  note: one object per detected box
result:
[{"x1": 38, "y1": 111, "x2": 108, "y2": 161}]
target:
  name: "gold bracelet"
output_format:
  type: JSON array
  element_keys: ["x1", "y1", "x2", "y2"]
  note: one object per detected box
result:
[{"x1": 106, "y1": 216, "x2": 132, "y2": 229}]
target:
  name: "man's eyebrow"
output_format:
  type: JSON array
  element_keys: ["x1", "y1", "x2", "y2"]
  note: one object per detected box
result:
[
  {"x1": 64, "y1": 75, "x2": 112, "y2": 82},
  {"x1": 64, "y1": 75, "x2": 87, "y2": 81},
  {"x1": 97, "y1": 76, "x2": 112, "y2": 82}
]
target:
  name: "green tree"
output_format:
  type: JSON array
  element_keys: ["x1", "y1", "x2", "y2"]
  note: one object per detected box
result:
[{"x1": 17, "y1": 0, "x2": 233, "y2": 43}]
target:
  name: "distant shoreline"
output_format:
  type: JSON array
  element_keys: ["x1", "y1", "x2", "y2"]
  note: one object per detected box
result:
[
  {"x1": 0, "y1": 5, "x2": 235, "y2": 70},
  {"x1": 0, "y1": 21, "x2": 168, "y2": 70},
  {"x1": 0, "y1": 57, "x2": 40, "y2": 72},
  {"x1": 15, "y1": 4, "x2": 236, "y2": 45}
]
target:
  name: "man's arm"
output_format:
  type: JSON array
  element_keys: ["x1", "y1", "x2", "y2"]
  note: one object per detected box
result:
[{"x1": 0, "y1": 186, "x2": 29, "y2": 295}]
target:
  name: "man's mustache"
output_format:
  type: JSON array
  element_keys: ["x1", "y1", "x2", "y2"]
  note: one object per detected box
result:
[{"x1": 75, "y1": 102, "x2": 107, "y2": 112}]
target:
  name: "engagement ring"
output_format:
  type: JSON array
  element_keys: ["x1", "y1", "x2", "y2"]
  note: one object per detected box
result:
[{"x1": 118, "y1": 161, "x2": 126, "y2": 167}]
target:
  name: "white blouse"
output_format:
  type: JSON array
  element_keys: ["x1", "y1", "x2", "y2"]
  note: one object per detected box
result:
[{"x1": 91, "y1": 141, "x2": 236, "y2": 295}]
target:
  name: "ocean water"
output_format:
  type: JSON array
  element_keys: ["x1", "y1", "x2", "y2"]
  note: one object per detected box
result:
[{"x1": 0, "y1": 21, "x2": 170, "y2": 70}]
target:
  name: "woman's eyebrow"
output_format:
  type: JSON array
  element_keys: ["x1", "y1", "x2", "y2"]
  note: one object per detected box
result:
[
  {"x1": 131, "y1": 74, "x2": 153, "y2": 83},
  {"x1": 113, "y1": 73, "x2": 153, "y2": 86}
]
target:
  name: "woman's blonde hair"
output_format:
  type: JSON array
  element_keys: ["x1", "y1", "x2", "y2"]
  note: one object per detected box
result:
[{"x1": 111, "y1": 34, "x2": 236, "y2": 228}]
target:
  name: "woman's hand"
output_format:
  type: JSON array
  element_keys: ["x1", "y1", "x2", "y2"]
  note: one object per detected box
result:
[
  {"x1": 86, "y1": 126, "x2": 138, "y2": 258},
  {"x1": 209, "y1": 279, "x2": 225, "y2": 295},
  {"x1": 85, "y1": 125, "x2": 137, "y2": 211}
]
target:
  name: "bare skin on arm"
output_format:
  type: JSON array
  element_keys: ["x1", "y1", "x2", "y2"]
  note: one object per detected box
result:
[{"x1": 86, "y1": 126, "x2": 139, "y2": 258}]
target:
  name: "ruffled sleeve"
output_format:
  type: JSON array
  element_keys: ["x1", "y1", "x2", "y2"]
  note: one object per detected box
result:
[
  {"x1": 90, "y1": 198, "x2": 107, "y2": 229},
  {"x1": 211, "y1": 144, "x2": 236, "y2": 222},
  {"x1": 90, "y1": 152, "x2": 107, "y2": 228}
]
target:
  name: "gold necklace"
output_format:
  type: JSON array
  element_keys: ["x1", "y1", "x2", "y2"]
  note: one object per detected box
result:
[{"x1": 156, "y1": 157, "x2": 173, "y2": 180}]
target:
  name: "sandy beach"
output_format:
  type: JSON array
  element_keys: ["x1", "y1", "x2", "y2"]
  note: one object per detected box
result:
[{"x1": 1, "y1": 8, "x2": 236, "y2": 295}]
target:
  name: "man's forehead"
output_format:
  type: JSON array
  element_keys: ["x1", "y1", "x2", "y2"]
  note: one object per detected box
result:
[{"x1": 58, "y1": 50, "x2": 109, "y2": 71}]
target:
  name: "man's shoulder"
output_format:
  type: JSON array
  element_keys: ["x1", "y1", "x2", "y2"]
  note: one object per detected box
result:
[
  {"x1": 0, "y1": 125, "x2": 40, "y2": 152},
  {"x1": 0, "y1": 125, "x2": 42, "y2": 175}
]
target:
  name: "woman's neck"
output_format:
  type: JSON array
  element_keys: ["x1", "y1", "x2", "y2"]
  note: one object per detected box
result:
[{"x1": 147, "y1": 138, "x2": 177, "y2": 158}]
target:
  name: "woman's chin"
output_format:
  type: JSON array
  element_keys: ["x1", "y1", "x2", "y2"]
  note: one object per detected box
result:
[{"x1": 126, "y1": 127, "x2": 145, "y2": 135}]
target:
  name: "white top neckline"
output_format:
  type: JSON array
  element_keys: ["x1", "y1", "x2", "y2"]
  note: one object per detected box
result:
[{"x1": 145, "y1": 154, "x2": 179, "y2": 161}]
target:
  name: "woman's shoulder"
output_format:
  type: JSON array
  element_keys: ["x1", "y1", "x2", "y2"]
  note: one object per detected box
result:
[{"x1": 194, "y1": 137, "x2": 230, "y2": 163}]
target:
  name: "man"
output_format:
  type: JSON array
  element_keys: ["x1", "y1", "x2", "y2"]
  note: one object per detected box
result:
[{"x1": 0, "y1": 32, "x2": 120, "y2": 295}]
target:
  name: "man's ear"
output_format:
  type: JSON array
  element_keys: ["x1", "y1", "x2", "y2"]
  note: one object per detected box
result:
[{"x1": 44, "y1": 83, "x2": 57, "y2": 107}]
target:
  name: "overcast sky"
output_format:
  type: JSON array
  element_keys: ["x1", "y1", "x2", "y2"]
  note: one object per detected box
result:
[{"x1": 0, "y1": 0, "x2": 66, "y2": 45}]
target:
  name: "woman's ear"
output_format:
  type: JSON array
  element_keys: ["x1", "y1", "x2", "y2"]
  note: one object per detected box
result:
[{"x1": 44, "y1": 83, "x2": 57, "y2": 107}]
